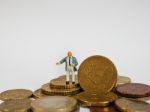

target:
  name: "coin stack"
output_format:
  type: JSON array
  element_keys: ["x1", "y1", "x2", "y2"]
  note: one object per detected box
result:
[
  {"x1": 33, "y1": 75, "x2": 82, "y2": 98},
  {"x1": 0, "y1": 89, "x2": 33, "y2": 112}
]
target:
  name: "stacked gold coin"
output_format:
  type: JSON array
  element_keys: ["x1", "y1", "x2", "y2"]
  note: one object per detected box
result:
[
  {"x1": 0, "y1": 89, "x2": 33, "y2": 112},
  {"x1": 33, "y1": 75, "x2": 82, "y2": 98},
  {"x1": 76, "y1": 55, "x2": 118, "y2": 107},
  {"x1": 31, "y1": 96, "x2": 79, "y2": 112}
]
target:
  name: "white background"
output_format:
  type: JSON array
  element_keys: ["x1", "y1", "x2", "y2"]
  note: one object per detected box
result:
[{"x1": 0, "y1": 0, "x2": 150, "y2": 111}]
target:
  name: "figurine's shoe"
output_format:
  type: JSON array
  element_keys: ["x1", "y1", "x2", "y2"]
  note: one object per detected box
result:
[{"x1": 66, "y1": 81, "x2": 69, "y2": 85}]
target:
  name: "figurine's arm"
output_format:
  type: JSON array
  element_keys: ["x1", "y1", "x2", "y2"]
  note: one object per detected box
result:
[
  {"x1": 73, "y1": 57, "x2": 78, "y2": 67},
  {"x1": 56, "y1": 57, "x2": 66, "y2": 65}
]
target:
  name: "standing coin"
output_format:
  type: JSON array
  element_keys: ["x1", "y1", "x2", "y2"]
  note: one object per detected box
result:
[
  {"x1": 117, "y1": 76, "x2": 131, "y2": 86},
  {"x1": 31, "y1": 96, "x2": 79, "y2": 112},
  {"x1": 116, "y1": 83, "x2": 150, "y2": 98},
  {"x1": 0, "y1": 99, "x2": 31, "y2": 112},
  {"x1": 115, "y1": 98, "x2": 150, "y2": 112},
  {"x1": 75, "y1": 92, "x2": 118, "y2": 107},
  {"x1": 78, "y1": 55, "x2": 117, "y2": 94},
  {"x1": 0, "y1": 89, "x2": 33, "y2": 101}
]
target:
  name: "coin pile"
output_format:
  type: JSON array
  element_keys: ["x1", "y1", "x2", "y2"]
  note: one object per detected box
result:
[{"x1": 1, "y1": 55, "x2": 150, "y2": 112}]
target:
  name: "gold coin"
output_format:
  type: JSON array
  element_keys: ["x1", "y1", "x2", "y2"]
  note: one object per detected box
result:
[
  {"x1": 33, "y1": 89, "x2": 48, "y2": 99},
  {"x1": 117, "y1": 76, "x2": 131, "y2": 86},
  {"x1": 78, "y1": 55, "x2": 118, "y2": 94},
  {"x1": 0, "y1": 89, "x2": 33, "y2": 101},
  {"x1": 31, "y1": 96, "x2": 78, "y2": 112},
  {"x1": 75, "y1": 92, "x2": 118, "y2": 107},
  {"x1": 115, "y1": 98, "x2": 150, "y2": 112},
  {"x1": 0, "y1": 99, "x2": 31, "y2": 112},
  {"x1": 42, "y1": 83, "x2": 81, "y2": 96},
  {"x1": 50, "y1": 75, "x2": 79, "y2": 89}
]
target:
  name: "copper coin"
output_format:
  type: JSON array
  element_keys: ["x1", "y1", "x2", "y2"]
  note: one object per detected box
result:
[
  {"x1": 78, "y1": 55, "x2": 118, "y2": 94},
  {"x1": 0, "y1": 89, "x2": 33, "y2": 101},
  {"x1": 115, "y1": 98, "x2": 150, "y2": 112},
  {"x1": 90, "y1": 106, "x2": 119, "y2": 112},
  {"x1": 116, "y1": 83, "x2": 150, "y2": 98},
  {"x1": 0, "y1": 99, "x2": 31, "y2": 112}
]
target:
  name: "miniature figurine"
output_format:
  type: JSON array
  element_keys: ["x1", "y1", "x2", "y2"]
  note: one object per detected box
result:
[{"x1": 56, "y1": 51, "x2": 78, "y2": 85}]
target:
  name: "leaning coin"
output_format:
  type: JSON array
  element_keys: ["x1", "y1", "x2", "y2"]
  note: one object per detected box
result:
[
  {"x1": 0, "y1": 89, "x2": 33, "y2": 101},
  {"x1": 75, "y1": 92, "x2": 118, "y2": 107},
  {"x1": 116, "y1": 83, "x2": 150, "y2": 98},
  {"x1": 31, "y1": 96, "x2": 79, "y2": 112},
  {"x1": 0, "y1": 99, "x2": 31, "y2": 112},
  {"x1": 115, "y1": 98, "x2": 150, "y2": 112}
]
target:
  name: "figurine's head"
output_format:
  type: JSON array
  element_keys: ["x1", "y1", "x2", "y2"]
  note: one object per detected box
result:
[{"x1": 67, "y1": 51, "x2": 72, "y2": 57}]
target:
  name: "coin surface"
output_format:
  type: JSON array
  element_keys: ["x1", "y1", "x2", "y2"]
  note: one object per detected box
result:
[
  {"x1": 33, "y1": 89, "x2": 48, "y2": 98},
  {"x1": 78, "y1": 55, "x2": 117, "y2": 94},
  {"x1": 31, "y1": 96, "x2": 78, "y2": 112},
  {"x1": 75, "y1": 92, "x2": 118, "y2": 107},
  {"x1": 117, "y1": 76, "x2": 131, "y2": 86},
  {"x1": 42, "y1": 83, "x2": 81, "y2": 96},
  {"x1": 50, "y1": 75, "x2": 79, "y2": 89},
  {"x1": 116, "y1": 83, "x2": 150, "y2": 98},
  {"x1": 115, "y1": 98, "x2": 150, "y2": 112},
  {"x1": 0, "y1": 89, "x2": 33, "y2": 101},
  {"x1": 90, "y1": 106, "x2": 119, "y2": 112},
  {"x1": 0, "y1": 99, "x2": 31, "y2": 112}
]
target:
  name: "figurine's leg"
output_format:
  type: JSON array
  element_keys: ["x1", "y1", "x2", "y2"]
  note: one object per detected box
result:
[
  {"x1": 72, "y1": 70, "x2": 75, "y2": 84},
  {"x1": 66, "y1": 70, "x2": 69, "y2": 85}
]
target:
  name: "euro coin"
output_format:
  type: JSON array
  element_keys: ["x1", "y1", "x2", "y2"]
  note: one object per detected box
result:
[
  {"x1": 117, "y1": 76, "x2": 131, "y2": 86},
  {"x1": 78, "y1": 55, "x2": 117, "y2": 94},
  {"x1": 75, "y1": 92, "x2": 118, "y2": 107},
  {"x1": 33, "y1": 89, "x2": 48, "y2": 98},
  {"x1": 31, "y1": 96, "x2": 79, "y2": 112},
  {"x1": 115, "y1": 98, "x2": 150, "y2": 112},
  {"x1": 0, "y1": 89, "x2": 33, "y2": 101},
  {"x1": 0, "y1": 99, "x2": 31, "y2": 112}
]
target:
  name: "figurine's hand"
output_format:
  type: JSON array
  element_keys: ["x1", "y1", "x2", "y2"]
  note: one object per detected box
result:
[{"x1": 56, "y1": 62, "x2": 60, "y2": 65}]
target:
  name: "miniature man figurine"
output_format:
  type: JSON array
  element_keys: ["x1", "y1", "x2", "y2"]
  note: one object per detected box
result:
[{"x1": 56, "y1": 51, "x2": 78, "y2": 85}]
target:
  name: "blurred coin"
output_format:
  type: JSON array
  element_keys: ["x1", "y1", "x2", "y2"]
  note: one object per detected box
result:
[
  {"x1": 0, "y1": 99, "x2": 31, "y2": 112},
  {"x1": 31, "y1": 96, "x2": 79, "y2": 112},
  {"x1": 50, "y1": 75, "x2": 79, "y2": 89},
  {"x1": 75, "y1": 92, "x2": 118, "y2": 107},
  {"x1": 33, "y1": 89, "x2": 48, "y2": 99},
  {"x1": 116, "y1": 83, "x2": 150, "y2": 98},
  {"x1": 42, "y1": 83, "x2": 81, "y2": 96},
  {"x1": 115, "y1": 98, "x2": 150, "y2": 112},
  {"x1": 78, "y1": 55, "x2": 117, "y2": 94},
  {"x1": 117, "y1": 76, "x2": 131, "y2": 86},
  {"x1": 90, "y1": 106, "x2": 119, "y2": 112},
  {"x1": 0, "y1": 89, "x2": 33, "y2": 101}
]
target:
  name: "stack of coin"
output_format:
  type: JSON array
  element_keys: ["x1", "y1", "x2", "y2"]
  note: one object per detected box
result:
[
  {"x1": 31, "y1": 96, "x2": 79, "y2": 112},
  {"x1": 33, "y1": 75, "x2": 82, "y2": 98},
  {"x1": 76, "y1": 55, "x2": 118, "y2": 107},
  {"x1": 0, "y1": 89, "x2": 33, "y2": 112}
]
